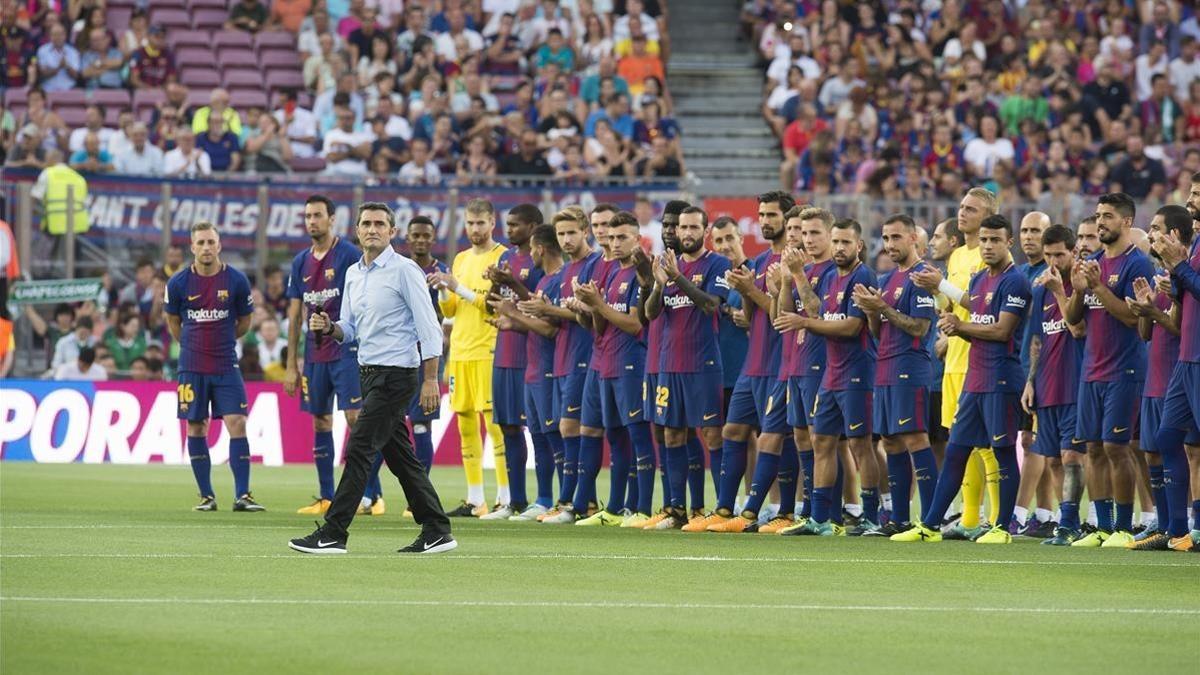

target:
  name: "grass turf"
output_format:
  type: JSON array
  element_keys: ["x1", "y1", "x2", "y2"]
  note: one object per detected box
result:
[{"x1": 1, "y1": 463, "x2": 1197, "y2": 674}]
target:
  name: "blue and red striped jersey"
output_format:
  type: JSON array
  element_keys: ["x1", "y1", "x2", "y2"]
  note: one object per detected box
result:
[
  {"x1": 587, "y1": 256, "x2": 620, "y2": 370},
  {"x1": 1145, "y1": 289, "x2": 1179, "y2": 399},
  {"x1": 875, "y1": 260, "x2": 936, "y2": 386},
  {"x1": 659, "y1": 250, "x2": 730, "y2": 374},
  {"x1": 645, "y1": 314, "x2": 664, "y2": 375},
  {"x1": 494, "y1": 247, "x2": 544, "y2": 369},
  {"x1": 963, "y1": 263, "x2": 1031, "y2": 394},
  {"x1": 1029, "y1": 281, "x2": 1083, "y2": 407},
  {"x1": 781, "y1": 259, "x2": 836, "y2": 380},
  {"x1": 419, "y1": 258, "x2": 450, "y2": 311},
  {"x1": 553, "y1": 252, "x2": 600, "y2": 376},
  {"x1": 1174, "y1": 237, "x2": 1200, "y2": 363},
  {"x1": 286, "y1": 237, "x2": 362, "y2": 363},
  {"x1": 742, "y1": 250, "x2": 782, "y2": 378},
  {"x1": 165, "y1": 264, "x2": 253, "y2": 375},
  {"x1": 595, "y1": 264, "x2": 645, "y2": 379},
  {"x1": 525, "y1": 268, "x2": 562, "y2": 384},
  {"x1": 1080, "y1": 246, "x2": 1153, "y2": 382},
  {"x1": 820, "y1": 263, "x2": 877, "y2": 391}
]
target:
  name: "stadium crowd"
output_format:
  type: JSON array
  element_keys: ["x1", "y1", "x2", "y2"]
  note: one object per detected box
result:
[
  {"x1": 0, "y1": 0, "x2": 684, "y2": 182},
  {"x1": 748, "y1": 0, "x2": 1200, "y2": 207}
]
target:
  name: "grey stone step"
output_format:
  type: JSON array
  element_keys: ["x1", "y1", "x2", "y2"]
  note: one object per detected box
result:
[
  {"x1": 675, "y1": 105, "x2": 765, "y2": 118},
  {"x1": 686, "y1": 126, "x2": 776, "y2": 138},
  {"x1": 694, "y1": 177, "x2": 783, "y2": 197},
  {"x1": 685, "y1": 157, "x2": 779, "y2": 174},
  {"x1": 668, "y1": 53, "x2": 758, "y2": 69},
  {"x1": 682, "y1": 146, "x2": 779, "y2": 160}
]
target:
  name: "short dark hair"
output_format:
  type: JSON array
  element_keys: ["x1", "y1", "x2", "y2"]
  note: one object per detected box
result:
[
  {"x1": 531, "y1": 224, "x2": 561, "y2": 253},
  {"x1": 591, "y1": 203, "x2": 619, "y2": 218},
  {"x1": 1156, "y1": 204, "x2": 1194, "y2": 246},
  {"x1": 408, "y1": 215, "x2": 435, "y2": 229},
  {"x1": 305, "y1": 194, "x2": 335, "y2": 216},
  {"x1": 1191, "y1": 171, "x2": 1200, "y2": 184},
  {"x1": 937, "y1": 217, "x2": 962, "y2": 247},
  {"x1": 1041, "y1": 223, "x2": 1076, "y2": 249},
  {"x1": 1098, "y1": 192, "x2": 1136, "y2": 220},
  {"x1": 508, "y1": 203, "x2": 544, "y2": 226},
  {"x1": 679, "y1": 206, "x2": 707, "y2": 225},
  {"x1": 711, "y1": 216, "x2": 738, "y2": 231},
  {"x1": 882, "y1": 213, "x2": 916, "y2": 230},
  {"x1": 78, "y1": 346, "x2": 96, "y2": 366},
  {"x1": 663, "y1": 200, "x2": 690, "y2": 217},
  {"x1": 53, "y1": 302, "x2": 74, "y2": 318},
  {"x1": 758, "y1": 190, "x2": 796, "y2": 213},
  {"x1": 980, "y1": 213, "x2": 1013, "y2": 236},
  {"x1": 130, "y1": 355, "x2": 149, "y2": 370},
  {"x1": 76, "y1": 315, "x2": 94, "y2": 331},
  {"x1": 609, "y1": 210, "x2": 640, "y2": 228},
  {"x1": 832, "y1": 218, "x2": 862, "y2": 236},
  {"x1": 357, "y1": 201, "x2": 395, "y2": 226}
]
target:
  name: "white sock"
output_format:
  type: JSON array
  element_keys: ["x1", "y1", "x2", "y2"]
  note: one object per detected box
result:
[
  {"x1": 795, "y1": 500, "x2": 806, "y2": 516},
  {"x1": 467, "y1": 484, "x2": 485, "y2": 506},
  {"x1": 1013, "y1": 506, "x2": 1029, "y2": 525},
  {"x1": 1036, "y1": 508, "x2": 1053, "y2": 523},
  {"x1": 1053, "y1": 508, "x2": 1061, "y2": 523},
  {"x1": 945, "y1": 506, "x2": 957, "y2": 521},
  {"x1": 360, "y1": 496, "x2": 372, "y2": 509},
  {"x1": 1086, "y1": 502, "x2": 1098, "y2": 527},
  {"x1": 1139, "y1": 511, "x2": 1156, "y2": 526},
  {"x1": 734, "y1": 496, "x2": 747, "y2": 512},
  {"x1": 764, "y1": 503, "x2": 780, "y2": 519},
  {"x1": 496, "y1": 485, "x2": 511, "y2": 506},
  {"x1": 845, "y1": 503, "x2": 863, "y2": 517},
  {"x1": 882, "y1": 493, "x2": 894, "y2": 511}
]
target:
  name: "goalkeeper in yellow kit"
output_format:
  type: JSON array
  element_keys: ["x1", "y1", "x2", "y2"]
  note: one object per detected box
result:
[{"x1": 429, "y1": 198, "x2": 509, "y2": 516}]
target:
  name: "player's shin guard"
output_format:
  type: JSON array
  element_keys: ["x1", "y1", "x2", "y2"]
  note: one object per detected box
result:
[
  {"x1": 686, "y1": 436, "x2": 706, "y2": 512},
  {"x1": 799, "y1": 448, "x2": 815, "y2": 517},
  {"x1": 1095, "y1": 497, "x2": 1115, "y2": 532},
  {"x1": 1154, "y1": 427, "x2": 1193, "y2": 537},
  {"x1": 742, "y1": 451, "x2": 780, "y2": 516},
  {"x1": 558, "y1": 435, "x2": 580, "y2": 505},
  {"x1": 911, "y1": 448, "x2": 938, "y2": 522},
  {"x1": 412, "y1": 424, "x2": 434, "y2": 474},
  {"x1": 631, "y1": 423, "x2": 656, "y2": 515},
  {"x1": 530, "y1": 432, "x2": 556, "y2": 508},
  {"x1": 665, "y1": 443, "x2": 688, "y2": 510},
  {"x1": 186, "y1": 436, "x2": 214, "y2": 497},
  {"x1": 503, "y1": 429, "x2": 529, "y2": 508},
  {"x1": 993, "y1": 445, "x2": 1019, "y2": 527},
  {"x1": 922, "y1": 443, "x2": 973, "y2": 529},
  {"x1": 1148, "y1": 463, "x2": 1168, "y2": 532},
  {"x1": 606, "y1": 427, "x2": 632, "y2": 513},
  {"x1": 716, "y1": 439, "x2": 748, "y2": 513},
  {"x1": 229, "y1": 437, "x2": 250, "y2": 497},
  {"x1": 886, "y1": 451, "x2": 914, "y2": 524},
  {"x1": 314, "y1": 430, "x2": 335, "y2": 500},
  {"x1": 777, "y1": 437, "x2": 799, "y2": 516},
  {"x1": 574, "y1": 435, "x2": 603, "y2": 509}
]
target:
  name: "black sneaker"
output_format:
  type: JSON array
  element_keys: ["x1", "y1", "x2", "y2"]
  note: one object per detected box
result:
[
  {"x1": 841, "y1": 508, "x2": 862, "y2": 528},
  {"x1": 863, "y1": 521, "x2": 909, "y2": 537},
  {"x1": 397, "y1": 532, "x2": 458, "y2": 554},
  {"x1": 193, "y1": 495, "x2": 217, "y2": 512},
  {"x1": 233, "y1": 493, "x2": 266, "y2": 512},
  {"x1": 446, "y1": 501, "x2": 480, "y2": 517},
  {"x1": 1030, "y1": 519, "x2": 1058, "y2": 539},
  {"x1": 288, "y1": 521, "x2": 347, "y2": 555}
]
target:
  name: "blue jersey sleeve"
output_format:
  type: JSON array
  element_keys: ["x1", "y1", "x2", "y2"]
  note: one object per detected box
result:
[
  {"x1": 999, "y1": 273, "x2": 1031, "y2": 317},
  {"x1": 1027, "y1": 285, "x2": 1045, "y2": 335},
  {"x1": 707, "y1": 255, "x2": 732, "y2": 302},
  {"x1": 164, "y1": 273, "x2": 183, "y2": 317},
  {"x1": 1121, "y1": 251, "x2": 1155, "y2": 298},
  {"x1": 286, "y1": 253, "x2": 304, "y2": 300},
  {"x1": 845, "y1": 266, "x2": 876, "y2": 320},
  {"x1": 908, "y1": 277, "x2": 936, "y2": 321},
  {"x1": 234, "y1": 270, "x2": 254, "y2": 317}
]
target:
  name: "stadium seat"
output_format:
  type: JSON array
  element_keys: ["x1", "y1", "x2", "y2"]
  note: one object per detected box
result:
[
  {"x1": 2, "y1": 87, "x2": 28, "y2": 108},
  {"x1": 229, "y1": 90, "x2": 269, "y2": 110},
  {"x1": 88, "y1": 89, "x2": 132, "y2": 110},
  {"x1": 168, "y1": 30, "x2": 212, "y2": 51},
  {"x1": 212, "y1": 30, "x2": 253, "y2": 51},
  {"x1": 218, "y1": 48, "x2": 259, "y2": 71},
  {"x1": 102, "y1": 106, "x2": 123, "y2": 126},
  {"x1": 188, "y1": 0, "x2": 231, "y2": 8},
  {"x1": 132, "y1": 88, "x2": 166, "y2": 118},
  {"x1": 255, "y1": 31, "x2": 296, "y2": 52},
  {"x1": 107, "y1": 7, "x2": 132, "y2": 35},
  {"x1": 185, "y1": 89, "x2": 212, "y2": 110},
  {"x1": 176, "y1": 47, "x2": 216, "y2": 68},
  {"x1": 47, "y1": 90, "x2": 87, "y2": 108},
  {"x1": 180, "y1": 68, "x2": 222, "y2": 89},
  {"x1": 57, "y1": 106, "x2": 87, "y2": 127},
  {"x1": 224, "y1": 70, "x2": 266, "y2": 92},
  {"x1": 260, "y1": 49, "x2": 300, "y2": 72},
  {"x1": 265, "y1": 70, "x2": 305, "y2": 92},
  {"x1": 191, "y1": 9, "x2": 228, "y2": 31},
  {"x1": 149, "y1": 8, "x2": 192, "y2": 31}
]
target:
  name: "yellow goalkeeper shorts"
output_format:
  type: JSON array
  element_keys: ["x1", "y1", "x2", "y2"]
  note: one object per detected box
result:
[{"x1": 447, "y1": 359, "x2": 494, "y2": 414}]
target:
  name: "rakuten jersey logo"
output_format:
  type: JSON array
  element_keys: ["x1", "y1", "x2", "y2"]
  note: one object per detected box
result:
[
  {"x1": 970, "y1": 313, "x2": 997, "y2": 325},
  {"x1": 302, "y1": 288, "x2": 340, "y2": 305},
  {"x1": 186, "y1": 308, "x2": 231, "y2": 322}
]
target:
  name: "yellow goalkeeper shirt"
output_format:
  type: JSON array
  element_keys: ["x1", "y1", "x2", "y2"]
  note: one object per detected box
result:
[
  {"x1": 440, "y1": 242, "x2": 506, "y2": 362},
  {"x1": 943, "y1": 243, "x2": 985, "y2": 375}
]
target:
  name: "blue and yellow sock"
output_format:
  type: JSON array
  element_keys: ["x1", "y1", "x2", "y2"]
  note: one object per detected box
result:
[
  {"x1": 313, "y1": 430, "x2": 335, "y2": 500},
  {"x1": 412, "y1": 424, "x2": 434, "y2": 474},
  {"x1": 624, "y1": 464, "x2": 639, "y2": 513},
  {"x1": 1154, "y1": 427, "x2": 1192, "y2": 536},
  {"x1": 777, "y1": 437, "x2": 798, "y2": 517},
  {"x1": 686, "y1": 436, "x2": 706, "y2": 512},
  {"x1": 1094, "y1": 498, "x2": 1115, "y2": 532},
  {"x1": 558, "y1": 435, "x2": 579, "y2": 505},
  {"x1": 921, "y1": 443, "x2": 972, "y2": 529},
  {"x1": 502, "y1": 429, "x2": 529, "y2": 507},
  {"x1": 1114, "y1": 502, "x2": 1134, "y2": 533},
  {"x1": 229, "y1": 437, "x2": 250, "y2": 497},
  {"x1": 993, "y1": 445, "x2": 1019, "y2": 526},
  {"x1": 860, "y1": 487, "x2": 880, "y2": 524},
  {"x1": 530, "y1": 432, "x2": 555, "y2": 508},
  {"x1": 910, "y1": 447, "x2": 937, "y2": 522},
  {"x1": 799, "y1": 448, "x2": 815, "y2": 517},
  {"x1": 742, "y1": 451, "x2": 780, "y2": 516},
  {"x1": 886, "y1": 452, "x2": 914, "y2": 524},
  {"x1": 1060, "y1": 501, "x2": 1080, "y2": 531},
  {"x1": 716, "y1": 439, "x2": 748, "y2": 513},
  {"x1": 632, "y1": 424, "x2": 657, "y2": 515},
  {"x1": 186, "y1": 436, "x2": 213, "y2": 497}
]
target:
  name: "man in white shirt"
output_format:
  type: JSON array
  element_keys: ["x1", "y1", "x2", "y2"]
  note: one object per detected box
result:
[
  {"x1": 68, "y1": 105, "x2": 116, "y2": 154},
  {"x1": 398, "y1": 137, "x2": 442, "y2": 185},
  {"x1": 51, "y1": 317, "x2": 97, "y2": 370},
  {"x1": 321, "y1": 106, "x2": 372, "y2": 176},
  {"x1": 613, "y1": 0, "x2": 659, "y2": 41},
  {"x1": 962, "y1": 114, "x2": 1014, "y2": 179},
  {"x1": 942, "y1": 20, "x2": 986, "y2": 62},
  {"x1": 113, "y1": 123, "x2": 164, "y2": 176},
  {"x1": 273, "y1": 93, "x2": 319, "y2": 158},
  {"x1": 36, "y1": 22, "x2": 81, "y2": 92},
  {"x1": 1169, "y1": 36, "x2": 1200, "y2": 102},
  {"x1": 53, "y1": 345, "x2": 108, "y2": 381},
  {"x1": 434, "y1": 6, "x2": 484, "y2": 61},
  {"x1": 163, "y1": 128, "x2": 212, "y2": 177},
  {"x1": 766, "y1": 29, "x2": 822, "y2": 88},
  {"x1": 374, "y1": 97, "x2": 413, "y2": 140}
]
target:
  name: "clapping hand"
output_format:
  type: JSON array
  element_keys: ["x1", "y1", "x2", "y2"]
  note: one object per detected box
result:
[
  {"x1": 851, "y1": 283, "x2": 886, "y2": 312},
  {"x1": 910, "y1": 266, "x2": 944, "y2": 292},
  {"x1": 937, "y1": 310, "x2": 962, "y2": 337},
  {"x1": 1150, "y1": 230, "x2": 1189, "y2": 268}
]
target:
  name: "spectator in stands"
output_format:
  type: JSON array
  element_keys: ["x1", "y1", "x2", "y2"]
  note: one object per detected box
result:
[
  {"x1": 1140, "y1": 1, "x2": 1181, "y2": 59},
  {"x1": 1135, "y1": 41, "x2": 1170, "y2": 102},
  {"x1": 1082, "y1": 62, "x2": 1133, "y2": 134},
  {"x1": 373, "y1": 96, "x2": 412, "y2": 139},
  {"x1": 398, "y1": 136, "x2": 442, "y2": 184},
  {"x1": 54, "y1": 345, "x2": 106, "y2": 381},
  {"x1": 1109, "y1": 134, "x2": 1166, "y2": 200},
  {"x1": 129, "y1": 356, "x2": 151, "y2": 381},
  {"x1": 1, "y1": 6, "x2": 38, "y2": 88},
  {"x1": 36, "y1": 21, "x2": 81, "y2": 92},
  {"x1": 314, "y1": 73, "x2": 365, "y2": 133},
  {"x1": 1169, "y1": 37, "x2": 1200, "y2": 102},
  {"x1": 68, "y1": 132, "x2": 113, "y2": 173},
  {"x1": 113, "y1": 122, "x2": 163, "y2": 175},
  {"x1": 226, "y1": 0, "x2": 268, "y2": 33},
  {"x1": 1000, "y1": 76, "x2": 1049, "y2": 137},
  {"x1": 105, "y1": 311, "x2": 146, "y2": 372},
  {"x1": 129, "y1": 25, "x2": 175, "y2": 89},
  {"x1": 483, "y1": 11, "x2": 525, "y2": 75},
  {"x1": 7, "y1": 124, "x2": 46, "y2": 168},
  {"x1": 455, "y1": 133, "x2": 496, "y2": 184},
  {"x1": 68, "y1": 104, "x2": 113, "y2": 154},
  {"x1": 52, "y1": 315, "x2": 96, "y2": 370},
  {"x1": 585, "y1": 92, "x2": 633, "y2": 138},
  {"x1": 261, "y1": 266, "x2": 289, "y2": 315},
  {"x1": 617, "y1": 34, "x2": 663, "y2": 97},
  {"x1": 631, "y1": 133, "x2": 680, "y2": 178},
  {"x1": 357, "y1": 32, "x2": 397, "y2": 88},
  {"x1": 196, "y1": 116, "x2": 241, "y2": 172},
  {"x1": 347, "y1": 5, "x2": 385, "y2": 65},
  {"x1": 535, "y1": 27, "x2": 574, "y2": 72},
  {"x1": 151, "y1": 103, "x2": 185, "y2": 151},
  {"x1": 268, "y1": 0, "x2": 312, "y2": 34},
  {"x1": 580, "y1": 54, "x2": 629, "y2": 111},
  {"x1": 434, "y1": 6, "x2": 483, "y2": 61},
  {"x1": 395, "y1": 4, "x2": 431, "y2": 58},
  {"x1": 614, "y1": 0, "x2": 659, "y2": 42},
  {"x1": 320, "y1": 104, "x2": 372, "y2": 176},
  {"x1": 118, "y1": 258, "x2": 158, "y2": 321},
  {"x1": 192, "y1": 88, "x2": 244, "y2": 138},
  {"x1": 369, "y1": 114, "x2": 408, "y2": 172},
  {"x1": 274, "y1": 89, "x2": 319, "y2": 158},
  {"x1": 578, "y1": 11, "x2": 613, "y2": 74},
  {"x1": 163, "y1": 128, "x2": 212, "y2": 177},
  {"x1": 243, "y1": 112, "x2": 292, "y2": 173},
  {"x1": 298, "y1": 7, "x2": 340, "y2": 59},
  {"x1": 79, "y1": 27, "x2": 124, "y2": 89},
  {"x1": 23, "y1": 303, "x2": 73, "y2": 369},
  {"x1": 500, "y1": 128, "x2": 551, "y2": 177},
  {"x1": 963, "y1": 114, "x2": 1014, "y2": 180},
  {"x1": 1141, "y1": 73, "x2": 1182, "y2": 143},
  {"x1": 256, "y1": 316, "x2": 285, "y2": 367},
  {"x1": 1036, "y1": 167, "x2": 1088, "y2": 227}
]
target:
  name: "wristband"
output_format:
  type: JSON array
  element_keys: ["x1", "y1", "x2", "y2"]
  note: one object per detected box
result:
[
  {"x1": 453, "y1": 285, "x2": 477, "y2": 302},
  {"x1": 937, "y1": 279, "x2": 965, "y2": 304}
]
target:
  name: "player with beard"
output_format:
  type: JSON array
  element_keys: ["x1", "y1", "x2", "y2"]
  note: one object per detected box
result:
[
  {"x1": 1065, "y1": 193, "x2": 1155, "y2": 548},
  {"x1": 1076, "y1": 216, "x2": 1101, "y2": 258},
  {"x1": 852, "y1": 214, "x2": 938, "y2": 536},
  {"x1": 926, "y1": 218, "x2": 962, "y2": 468},
  {"x1": 685, "y1": 192, "x2": 794, "y2": 533},
  {"x1": 644, "y1": 206, "x2": 731, "y2": 529}
]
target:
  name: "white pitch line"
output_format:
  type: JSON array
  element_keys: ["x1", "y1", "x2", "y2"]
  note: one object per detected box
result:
[
  {"x1": 1, "y1": 552, "x2": 1196, "y2": 567},
  {"x1": 1, "y1": 595, "x2": 1197, "y2": 616}
]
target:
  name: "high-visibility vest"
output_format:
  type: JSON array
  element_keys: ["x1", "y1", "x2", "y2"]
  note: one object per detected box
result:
[{"x1": 43, "y1": 164, "x2": 89, "y2": 235}]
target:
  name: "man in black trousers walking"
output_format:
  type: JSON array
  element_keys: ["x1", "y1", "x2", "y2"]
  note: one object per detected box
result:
[{"x1": 289, "y1": 202, "x2": 456, "y2": 555}]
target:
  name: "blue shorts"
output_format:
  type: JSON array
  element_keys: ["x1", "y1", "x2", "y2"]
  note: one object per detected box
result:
[
  {"x1": 949, "y1": 391, "x2": 1021, "y2": 448},
  {"x1": 524, "y1": 376, "x2": 556, "y2": 434},
  {"x1": 302, "y1": 355, "x2": 363, "y2": 415},
  {"x1": 643, "y1": 371, "x2": 657, "y2": 423},
  {"x1": 873, "y1": 384, "x2": 930, "y2": 437},
  {"x1": 1158, "y1": 362, "x2": 1200, "y2": 444},
  {"x1": 654, "y1": 371, "x2": 724, "y2": 428},
  {"x1": 726, "y1": 374, "x2": 789, "y2": 434},
  {"x1": 554, "y1": 366, "x2": 588, "y2": 421},
  {"x1": 600, "y1": 373, "x2": 645, "y2": 429},
  {"x1": 580, "y1": 367, "x2": 604, "y2": 429},
  {"x1": 176, "y1": 371, "x2": 248, "y2": 422},
  {"x1": 812, "y1": 388, "x2": 873, "y2": 438},
  {"x1": 1033, "y1": 404, "x2": 1082, "y2": 457},
  {"x1": 786, "y1": 376, "x2": 820, "y2": 429},
  {"x1": 1076, "y1": 380, "x2": 1142, "y2": 443},
  {"x1": 491, "y1": 365, "x2": 527, "y2": 426},
  {"x1": 406, "y1": 363, "x2": 442, "y2": 423}
]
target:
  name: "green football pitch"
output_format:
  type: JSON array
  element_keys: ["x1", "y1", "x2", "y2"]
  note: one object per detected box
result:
[{"x1": 2, "y1": 464, "x2": 1197, "y2": 674}]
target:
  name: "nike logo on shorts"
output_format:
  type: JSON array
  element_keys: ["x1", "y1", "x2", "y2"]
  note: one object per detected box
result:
[
  {"x1": 628, "y1": 409, "x2": 642, "y2": 418},
  {"x1": 703, "y1": 413, "x2": 718, "y2": 421},
  {"x1": 567, "y1": 406, "x2": 581, "y2": 412},
  {"x1": 898, "y1": 418, "x2": 912, "y2": 425},
  {"x1": 1113, "y1": 426, "x2": 1128, "y2": 434},
  {"x1": 993, "y1": 434, "x2": 1006, "y2": 442},
  {"x1": 849, "y1": 422, "x2": 863, "y2": 430}
]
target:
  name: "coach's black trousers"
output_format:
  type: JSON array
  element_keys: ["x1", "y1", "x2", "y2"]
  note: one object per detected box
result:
[{"x1": 323, "y1": 365, "x2": 451, "y2": 539}]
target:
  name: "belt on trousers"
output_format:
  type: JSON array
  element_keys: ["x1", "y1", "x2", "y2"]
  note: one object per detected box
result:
[{"x1": 359, "y1": 364, "x2": 403, "y2": 375}]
